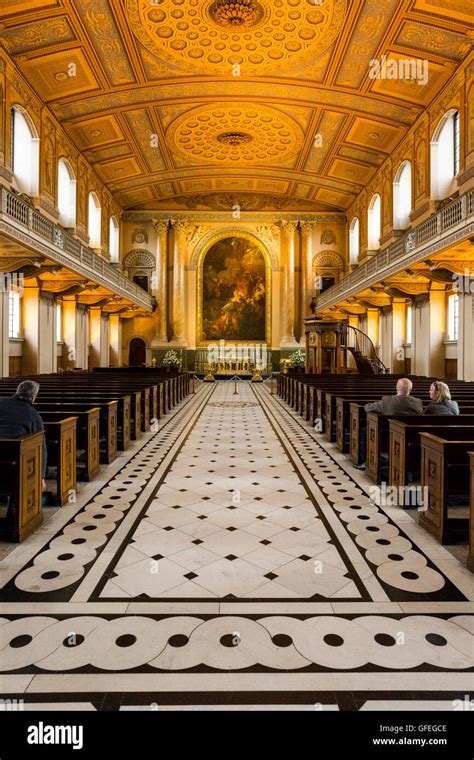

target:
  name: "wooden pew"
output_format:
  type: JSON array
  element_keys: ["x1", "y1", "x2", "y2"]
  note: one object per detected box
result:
[
  {"x1": 469, "y1": 452, "x2": 474, "y2": 572},
  {"x1": 0, "y1": 431, "x2": 43, "y2": 542},
  {"x1": 35, "y1": 400, "x2": 117, "y2": 465},
  {"x1": 40, "y1": 409, "x2": 100, "y2": 482},
  {"x1": 419, "y1": 429, "x2": 474, "y2": 543},
  {"x1": 0, "y1": 380, "x2": 128, "y2": 453},
  {"x1": 366, "y1": 405, "x2": 474, "y2": 483},
  {"x1": 43, "y1": 417, "x2": 77, "y2": 506},
  {"x1": 389, "y1": 416, "x2": 474, "y2": 488}
]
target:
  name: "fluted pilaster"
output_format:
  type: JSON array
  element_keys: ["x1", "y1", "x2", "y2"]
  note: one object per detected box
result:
[
  {"x1": 279, "y1": 220, "x2": 298, "y2": 346},
  {"x1": 152, "y1": 219, "x2": 169, "y2": 344},
  {"x1": 170, "y1": 218, "x2": 189, "y2": 345},
  {"x1": 300, "y1": 221, "x2": 316, "y2": 324}
]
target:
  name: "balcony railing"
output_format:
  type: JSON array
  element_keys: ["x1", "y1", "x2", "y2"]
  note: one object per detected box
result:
[
  {"x1": 316, "y1": 189, "x2": 474, "y2": 310},
  {"x1": 0, "y1": 188, "x2": 153, "y2": 310}
]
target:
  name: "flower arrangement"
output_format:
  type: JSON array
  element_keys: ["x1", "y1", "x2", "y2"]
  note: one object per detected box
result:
[
  {"x1": 288, "y1": 348, "x2": 305, "y2": 367},
  {"x1": 162, "y1": 350, "x2": 182, "y2": 368}
]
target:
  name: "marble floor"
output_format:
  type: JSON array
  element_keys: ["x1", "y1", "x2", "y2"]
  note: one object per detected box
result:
[{"x1": 0, "y1": 380, "x2": 472, "y2": 711}]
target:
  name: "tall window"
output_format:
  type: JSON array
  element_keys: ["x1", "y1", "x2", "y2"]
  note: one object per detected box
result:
[
  {"x1": 8, "y1": 291, "x2": 21, "y2": 339},
  {"x1": 88, "y1": 192, "x2": 101, "y2": 248},
  {"x1": 56, "y1": 302, "x2": 62, "y2": 342},
  {"x1": 393, "y1": 161, "x2": 412, "y2": 229},
  {"x1": 406, "y1": 304, "x2": 412, "y2": 344},
  {"x1": 453, "y1": 110, "x2": 460, "y2": 176},
  {"x1": 349, "y1": 217, "x2": 360, "y2": 266},
  {"x1": 10, "y1": 106, "x2": 39, "y2": 196},
  {"x1": 57, "y1": 158, "x2": 76, "y2": 227},
  {"x1": 109, "y1": 216, "x2": 120, "y2": 262},
  {"x1": 430, "y1": 110, "x2": 460, "y2": 200},
  {"x1": 447, "y1": 293, "x2": 459, "y2": 341},
  {"x1": 367, "y1": 194, "x2": 381, "y2": 250}
]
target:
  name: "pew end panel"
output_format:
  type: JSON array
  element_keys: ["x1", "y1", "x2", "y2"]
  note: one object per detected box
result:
[
  {"x1": 0, "y1": 431, "x2": 44, "y2": 542},
  {"x1": 420, "y1": 432, "x2": 474, "y2": 544}
]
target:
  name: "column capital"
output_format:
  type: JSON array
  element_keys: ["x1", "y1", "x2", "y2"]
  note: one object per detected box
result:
[
  {"x1": 300, "y1": 221, "x2": 316, "y2": 238},
  {"x1": 153, "y1": 219, "x2": 169, "y2": 235},
  {"x1": 278, "y1": 219, "x2": 298, "y2": 233},
  {"x1": 171, "y1": 218, "x2": 191, "y2": 234}
]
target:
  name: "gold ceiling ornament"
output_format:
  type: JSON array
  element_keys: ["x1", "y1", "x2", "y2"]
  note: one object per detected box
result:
[
  {"x1": 217, "y1": 131, "x2": 253, "y2": 146},
  {"x1": 167, "y1": 103, "x2": 304, "y2": 166},
  {"x1": 211, "y1": 0, "x2": 262, "y2": 28},
  {"x1": 125, "y1": 0, "x2": 347, "y2": 76}
]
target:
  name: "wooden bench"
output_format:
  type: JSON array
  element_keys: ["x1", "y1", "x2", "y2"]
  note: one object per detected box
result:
[
  {"x1": 419, "y1": 429, "x2": 474, "y2": 544},
  {"x1": 0, "y1": 431, "x2": 43, "y2": 542},
  {"x1": 43, "y1": 417, "x2": 77, "y2": 506},
  {"x1": 469, "y1": 452, "x2": 474, "y2": 572},
  {"x1": 389, "y1": 417, "x2": 474, "y2": 488},
  {"x1": 40, "y1": 408, "x2": 100, "y2": 481},
  {"x1": 366, "y1": 404, "x2": 474, "y2": 483},
  {"x1": 35, "y1": 400, "x2": 117, "y2": 465}
]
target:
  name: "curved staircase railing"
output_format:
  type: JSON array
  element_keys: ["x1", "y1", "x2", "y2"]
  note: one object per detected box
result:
[{"x1": 341, "y1": 324, "x2": 388, "y2": 375}]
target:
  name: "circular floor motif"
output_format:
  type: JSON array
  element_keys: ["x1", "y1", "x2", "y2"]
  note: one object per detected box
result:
[
  {"x1": 126, "y1": 0, "x2": 347, "y2": 76},
  {"x1": 167, "y1": 103, "x2": 304, "y2": 165}
]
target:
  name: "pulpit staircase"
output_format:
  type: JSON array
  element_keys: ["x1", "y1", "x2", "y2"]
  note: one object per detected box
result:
[{"x1": 341, "y1": 324, "x2": 388, "y2": 375}]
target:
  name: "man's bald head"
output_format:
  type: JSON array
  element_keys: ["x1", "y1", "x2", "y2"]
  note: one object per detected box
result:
[{"x1": 396, "y1": 378, "x2": 413, "y2": 396}]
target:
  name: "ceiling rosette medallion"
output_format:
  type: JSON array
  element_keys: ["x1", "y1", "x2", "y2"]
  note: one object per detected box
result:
[
  {"x1": 126, "y1": 0, "x2": 347, "y2": 75},
  {"x1": 167, "y1": 103, "x2": 304, "y2": 165}
]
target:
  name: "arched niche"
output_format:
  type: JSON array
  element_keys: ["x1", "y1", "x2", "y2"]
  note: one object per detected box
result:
[
  {"x1": 124, "y1": 249, "x2": 155, "y2": 293},
  {"x1": 313, "y1": 250, "x2": 344, "y2": 294}
]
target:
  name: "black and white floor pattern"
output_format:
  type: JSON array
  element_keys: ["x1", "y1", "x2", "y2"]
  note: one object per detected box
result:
[{"x1": 0, "y1": 381, "x2": 472, "y2": 711}]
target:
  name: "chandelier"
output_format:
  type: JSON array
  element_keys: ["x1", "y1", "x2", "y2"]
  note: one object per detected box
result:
[
  {"x1": 213, "y1": 0, "x2": 260, "y2": 27},
  {"x1": 217, "y1": 132, "x2": 253, "y2": 146}
]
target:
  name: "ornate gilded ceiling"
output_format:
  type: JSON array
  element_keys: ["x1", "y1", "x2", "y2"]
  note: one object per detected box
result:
[
  {"x1": 125, "y1": 0, "x2": 346, "y2": 76},
  {"x1": 1, "y1": 0, "x2": 472, "y2": 212}
]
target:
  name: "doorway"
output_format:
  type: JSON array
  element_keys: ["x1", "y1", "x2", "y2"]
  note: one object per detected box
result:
[{"x1": 129, "y1": 337, "x2": 146, "y2": 366}]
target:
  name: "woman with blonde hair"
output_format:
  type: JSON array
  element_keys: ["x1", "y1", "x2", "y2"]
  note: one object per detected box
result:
[{"x1": 424, "y1": 380, "x2": 460, "y2": 415}]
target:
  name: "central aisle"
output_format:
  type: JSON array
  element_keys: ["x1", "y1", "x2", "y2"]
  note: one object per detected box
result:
[
  {"x1": 104, "y1": 380, "x2": 359, "y2": 600},
  {"x1": 0, "y1": 380, "x2": 472, "y2": 710}
]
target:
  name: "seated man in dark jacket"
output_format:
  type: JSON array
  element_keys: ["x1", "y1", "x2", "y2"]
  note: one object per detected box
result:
[
  {"x1": 0, "y1": 380, "x2": 47, "y2": 489},
  {"x1": 364, "y1": 378, "x2": 423, "y2": 415},
  {"x1": 355, "y1": 378, "x2": 423, "y2": 469}
]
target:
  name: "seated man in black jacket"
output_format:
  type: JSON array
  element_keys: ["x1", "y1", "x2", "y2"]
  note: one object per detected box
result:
[{"x1": 0, "y1": 380, "x2": 47, "y2": 490}]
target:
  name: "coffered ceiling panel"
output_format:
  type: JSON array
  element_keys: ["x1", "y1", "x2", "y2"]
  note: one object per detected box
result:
[
  {"x1": 94, "y1": 156, "x2": 142, "y2": 183},
  {"x1": 1, "y1": 0, "x2": 472, "y2": 212},
  {"x1": 68, "y1": 115, "x2": 125, "y2": 150},
  {"x1": 345, "y1": 118, "x2": 406, "y2": 153},
  {"x1": 20, "y1": 49, "x2": 100, "y2": 100},
  {"x1": 368, "y1": 53, "x2": 454, "y2": 105},
  {"x1": 327, "y1": 157, "x2": 376, "y2": 185}
]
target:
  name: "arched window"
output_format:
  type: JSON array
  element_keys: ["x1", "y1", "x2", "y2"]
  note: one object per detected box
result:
[
  {"x1": 447, "y1": 293, "x2": 459, "y2": 341},
  {"x1": 10, "y1": 106, "x2": 39, "y2": 196},
  {"x1": 109, "y1": 216, "x2": 120, "y2": 262},
  {"x1": 56, "y1": 302, "x2": 62, "y2": 343},
  {"x1": 406, "y1": 304, "x2": 412, "y2": 344},
  {"x1": 8, "y1": 290, "x2": 21, "y2": 339},
  {"x1": 393, "y1": 161, "x2": 412, "y2": 230},
  {"x1": 57, "y1": 158, "x2": 77, "y2": 228},
  {"x1": 349, "y1": 217, "x2": 359, "y2": 266},
  {"x1": 430, "y1": 110, "x2": 460, "y2": 200},
  {"x1": 367, "y1": 194, "x2": 381, "y2": 250},
  {"x1": 88, "y1": 192, "x2": 101, "y2": 248}
]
